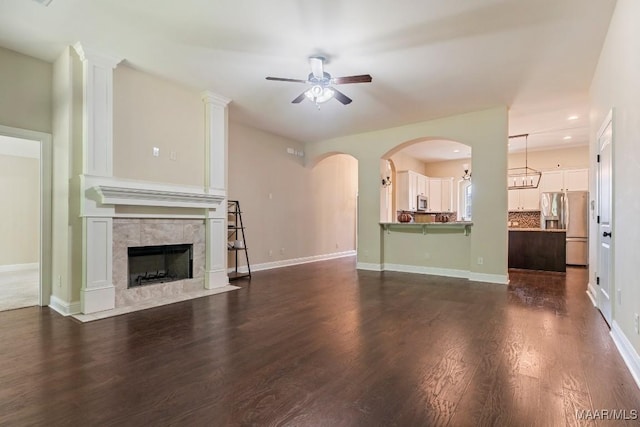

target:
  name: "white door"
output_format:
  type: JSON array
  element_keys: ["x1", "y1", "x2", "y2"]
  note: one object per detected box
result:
[{"x1": 597, "y1": 116, "x2": 613, "y2": 325}]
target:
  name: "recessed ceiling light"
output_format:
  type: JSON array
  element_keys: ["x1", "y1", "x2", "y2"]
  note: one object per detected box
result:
[
  {"x1": 563, "y1": 136, "x2": 572, "y2": 140},
  {"x1": 453, "y1": 149, "x2": 460, "y2": 153},
  {"x1": 567, "y1": 115, "x2": 579, "y2": 121}
]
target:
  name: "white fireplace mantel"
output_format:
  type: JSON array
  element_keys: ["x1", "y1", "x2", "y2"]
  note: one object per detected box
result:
[{"x1": 90, "y1": 185, "x2": 224, "y2": 209}]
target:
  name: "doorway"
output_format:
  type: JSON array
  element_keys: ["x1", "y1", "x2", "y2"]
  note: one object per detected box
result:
[{"x1": 0, "y1": 125, "x2": 51, "y2": 311}]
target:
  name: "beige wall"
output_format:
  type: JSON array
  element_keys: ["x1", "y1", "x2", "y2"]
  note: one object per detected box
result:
[
  {"x1": 0, "y1": 154, "x2": 39, "y2": 265},
  {"x1": 390, "y1": 151, "x2": 427, "y2": 174},
  {"x1": 228, "y1": 122, "x2": 358, "y2": 267},
  {"x1": 113, "y1": 65, "x2": 205, "y2": 186},
  {"x1": 306, "y1": 106, "x2": 508, "y2": 282},
  {"x1": 0, "y1": 47, "x2": 52, "y2": 133},
  {"x1": 420, "y1": 145, "x2": 589, "y2": 212},
  {"x1": 590, "y1": 0, "x2": 640, "y2": 353},
  {"x1": 508, "y1": 146, "x2": 589, "y2": 170}
]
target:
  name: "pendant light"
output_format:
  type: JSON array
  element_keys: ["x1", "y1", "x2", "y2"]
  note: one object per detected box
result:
[{"x1": 507, "y1": 133, "x2": 541, "y2": 190}]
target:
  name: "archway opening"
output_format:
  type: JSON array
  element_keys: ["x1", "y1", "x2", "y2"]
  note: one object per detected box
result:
[
  {"x1": 310, "y1": 153, "x2": 359, "y2": 257},
  {"x1": 381, "y1": 138, "x2": 472, "y2": 223}
]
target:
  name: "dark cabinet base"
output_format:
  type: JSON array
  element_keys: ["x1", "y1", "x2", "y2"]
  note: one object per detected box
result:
[{"x1": 508, "y1": 230, "x2": 566, "y2": 272}]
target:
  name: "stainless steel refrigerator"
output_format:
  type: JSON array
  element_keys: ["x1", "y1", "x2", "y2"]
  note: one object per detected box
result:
[{"x1": 540, "y1": 191, "x2": 589, "y2": 266}]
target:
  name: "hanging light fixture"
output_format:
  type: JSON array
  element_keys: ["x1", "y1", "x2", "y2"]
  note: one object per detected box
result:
[
  {"x1": 462, "y1": 163, "x2": 472, "y2": 181},
  {"x1": 507, "y1": 133, "x2": 541, "y2": 189}
]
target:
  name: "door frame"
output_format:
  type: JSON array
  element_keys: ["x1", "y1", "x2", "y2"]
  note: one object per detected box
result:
[
  {"x1": 0, "y1": 124, "x2": 52, "y2": 307},
  {"x1": 594, "y1": 109, "x2": 614, "y2": 323}
]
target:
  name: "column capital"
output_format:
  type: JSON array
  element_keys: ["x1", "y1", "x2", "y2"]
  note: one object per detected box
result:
[
  {"x1": 73, "y1": 42, "x2": 123, "y2": 69},
  {"x1": 201, "y1": 90, "x2": 232, "y2": 107}
]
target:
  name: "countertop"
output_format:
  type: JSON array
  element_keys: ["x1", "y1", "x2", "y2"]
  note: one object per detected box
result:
[
  {"x1": 382, "y1": 221, "x2": 473, "y2": 226},
  {"x1": 508, "y1": 228, "x2": 566, "y2": 233}
]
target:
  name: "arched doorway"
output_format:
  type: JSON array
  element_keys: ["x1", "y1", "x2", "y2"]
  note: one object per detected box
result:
[{"x1": 381, "y1": 139, "x2": 472, "y2": 223}]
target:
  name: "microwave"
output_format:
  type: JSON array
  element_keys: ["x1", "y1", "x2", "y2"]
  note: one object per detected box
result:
[{"x1": 417, "y1": 195, "x2": 428, "y2": 211}]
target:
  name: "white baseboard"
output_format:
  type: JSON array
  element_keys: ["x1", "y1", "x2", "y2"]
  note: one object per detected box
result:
[
  {"x1": 49, "y1": 295, "x2": 81, "y2": 316},
  {"x1": 469, "y1": 272, "x2": 509, "y2": 285},
  {"x1": 356, "y1": 262, "x2": 383, "y2": 271},
  {"x1": 367, "y1": 263, "x2": 508, "y2": 285},
  {"x1": 611, "y1": 321, "x2": 640, "y2": 390},
  {"x1": 586, "y1": 282, "x2": 598, "y2": 306},
  {"x1": 383, "y1": 263, "x2": 470, "y2": 279},
  {"x1": 229, "y1": 250, "x2": 356, "y2": 274},
  {"x1": 0, "y1": 263, "x2": 39, "y2": 273}
]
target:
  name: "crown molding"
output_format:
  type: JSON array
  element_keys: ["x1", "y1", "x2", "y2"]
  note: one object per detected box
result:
[
  {"x1": 73, "y1": 42, "x2": 123, "y2": 69},
  {"x1": 201, "y1": 90, "x2": 232, "y2": 107}
]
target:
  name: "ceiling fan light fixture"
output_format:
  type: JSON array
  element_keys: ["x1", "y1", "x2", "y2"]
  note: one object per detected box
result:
[
  {"x1": 305, "y1": 85, "x2": 334, "y2": 104},
  {"x1": 266, "y1": 55, "x2": 370, "y2": 106}
]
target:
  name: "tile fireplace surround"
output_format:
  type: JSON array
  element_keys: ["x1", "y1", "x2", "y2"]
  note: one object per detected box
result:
[
  {"x1": 75, "y1": 177, "x2": 232, "y2": 316},
  {"x1": 113, "y1": 219, "x2": 206, "y2": 307}
]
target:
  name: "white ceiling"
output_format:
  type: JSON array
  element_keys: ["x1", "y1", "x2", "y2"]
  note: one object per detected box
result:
[
  {"x1": 402, "y1": 140, "x2": 472, "y2": 163},
  {"x1": 0, "y1": 0, "x2": 615, "y2": 149}
]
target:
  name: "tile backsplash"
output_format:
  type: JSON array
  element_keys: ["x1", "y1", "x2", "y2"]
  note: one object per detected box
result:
[{"x1": 508, "y1": 211, "x2": 540, "y2": 228}]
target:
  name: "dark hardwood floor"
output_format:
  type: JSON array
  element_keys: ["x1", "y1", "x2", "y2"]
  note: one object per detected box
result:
[{"x1": 1, "y1": 258, "x2": 639, "y2": 426}]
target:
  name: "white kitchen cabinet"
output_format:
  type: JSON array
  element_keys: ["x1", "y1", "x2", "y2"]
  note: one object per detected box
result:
[
  {"x1": 396, "y1": 170, "x2": 421, "y2": 211},
  {"x1": 428, "y1": 178, "x2": 442, "y2": 212},
  {"x1": 521, "y1": 187, "x2": 540, "y2": 210},
  {"x1": 508, "y1": 187, "x2": 540, "y2": 211},
  {"x1": 398, "y1": 171, "x2": 454, "y2": 213},
  {"x1": 540, "y1": 169, "x2": 589, "y2": 193},
  {"x1": 417, "y1": 174, "x2": 428, "y2": 196},
  {"x1": 441, "y1": 178, "x2": 453, "y2": 212},
  {"x1": 539, "y1": 171, "x2": 564, "y2": 193},
  {"x1": 564, "y1": 169, "x2": 589, "y2": 191},
  {"x1": 427, "y1": 177, "x2": 454, "y2": 212}
]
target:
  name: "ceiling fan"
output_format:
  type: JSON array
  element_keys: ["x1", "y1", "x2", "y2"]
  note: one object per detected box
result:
[{"x1": 266, "y1": 56, "x2": 372, "y2": 107}]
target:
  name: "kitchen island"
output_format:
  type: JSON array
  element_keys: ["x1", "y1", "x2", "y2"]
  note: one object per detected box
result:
[{"x1": 508, "y1": 228, "x2": 566, "y2": 272}]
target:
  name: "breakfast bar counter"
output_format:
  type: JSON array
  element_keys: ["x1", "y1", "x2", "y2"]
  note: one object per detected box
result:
[{"x1": 380, "y1": 221, "x2": 473, "y2": 235}]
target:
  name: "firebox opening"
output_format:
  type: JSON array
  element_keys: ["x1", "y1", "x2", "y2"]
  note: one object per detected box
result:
[{"x1": 128, "y1": 244, "x2": 193, "y2": 288}]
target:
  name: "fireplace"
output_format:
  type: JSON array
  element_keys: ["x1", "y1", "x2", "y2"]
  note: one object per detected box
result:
[{"x1": 128, "y1": 244, "x2": 193, "y2": 288}]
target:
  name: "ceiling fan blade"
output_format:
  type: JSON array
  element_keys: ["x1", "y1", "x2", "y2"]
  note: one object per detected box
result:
[
  {"x1": 292, "y1": 92, "x2": 306, "y2": 103},
  {"x1": 309, "y1": 56, "x2": 325, "y2": 80},
  {"x1": 332, "y1": 74, "x2": 373, "y2": 84},
  {"x1": 266, "y1": 77, "x2": 309, "y2": 84},
  {"x1": 332, "y1": 88, "x2": 352, "y2": 105}
]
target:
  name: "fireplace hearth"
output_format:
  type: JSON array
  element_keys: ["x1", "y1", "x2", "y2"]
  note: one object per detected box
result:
[{"x1": 128, "y1": 244, "x2": 193, "y2": 288}]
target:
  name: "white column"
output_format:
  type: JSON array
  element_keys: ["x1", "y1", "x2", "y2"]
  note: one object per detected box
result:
[
  {"x1": 74, "y1": 43, "x2": 122, "y2": 313},
  {"x1": 73, "y1": 43, "x2": 121, "y2": 177},
  {"x1": 202, "y1": 91, "x2": 231, "y2": 288},
  {"x1": 81, "y1": 217, "x2": 115, "y2": 313}
]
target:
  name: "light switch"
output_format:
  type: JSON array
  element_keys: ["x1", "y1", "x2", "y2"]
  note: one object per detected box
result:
[{"x1": 153, "y1": 147, "x2": 160, "y2": 157}]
